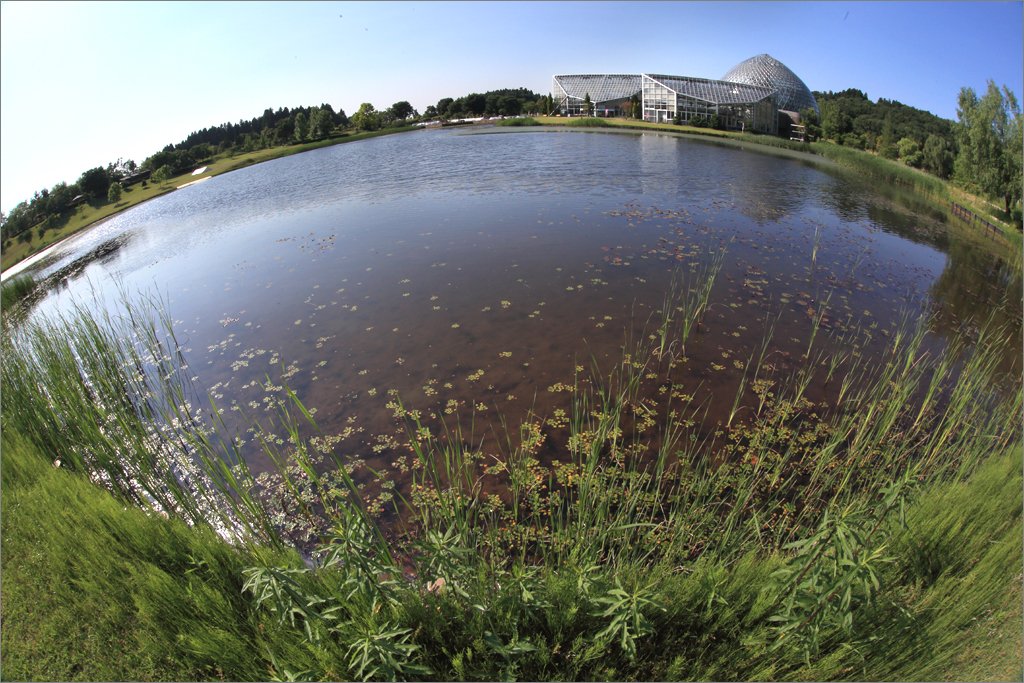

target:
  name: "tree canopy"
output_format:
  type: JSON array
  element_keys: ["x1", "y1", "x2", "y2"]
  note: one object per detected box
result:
[
  {"x1": 953, "y1": 81, "x2": 1022, "y2": 216},
  {"x1": 814, "y1": 89, "x2": 954, "y2": 155}
]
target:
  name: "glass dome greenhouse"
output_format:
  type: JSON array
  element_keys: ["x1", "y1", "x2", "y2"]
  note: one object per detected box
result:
[{"x1": 721, "y1": 54, "x2": 819, "y2": 115}]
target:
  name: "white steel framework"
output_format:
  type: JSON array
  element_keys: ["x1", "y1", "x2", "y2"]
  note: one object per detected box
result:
[{"x1": 552, "y1": 74, "x2": 642, "y2": 117}]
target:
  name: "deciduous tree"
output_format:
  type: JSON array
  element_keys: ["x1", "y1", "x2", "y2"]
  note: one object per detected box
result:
[
  {"x1": 922, "y1": 134, "x2": 954, "y2": 178},
  {"x1": 896, "y1": 137, "x2": 923, "y2": 167},
  {"x1": 954, "y1": 81, "x2": 1023, "y2": 215},
  {"x1": 388, "y1": 100, "x2": 415, "y2": 121},
  {"x1": 78, "y1": 166, "x2": 111, "y2": 200},
  {"x1": 351, "y1": 103, "x2": 380, "y2": 131},
  {"x1": 293, "y1": 111, "x2": 309, "y2": 142},
  {"x1": 877, "y1": 111, "x2": 897, "y2": 159}
]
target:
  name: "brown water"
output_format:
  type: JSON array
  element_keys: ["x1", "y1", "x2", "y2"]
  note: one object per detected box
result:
[{"x1": 24, "y1": 127, "x2": 1022, "y2": 500}]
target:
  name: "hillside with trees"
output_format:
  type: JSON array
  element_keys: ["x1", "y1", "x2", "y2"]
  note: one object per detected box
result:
[
  {"x1": 810, "y1": 89, "x2": 957, "y2": 176},
  {"x1": 805, "y1": 84, "x2": 1020, "y2": 226}
]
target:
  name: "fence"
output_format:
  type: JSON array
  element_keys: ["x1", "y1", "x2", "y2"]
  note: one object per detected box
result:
[{"x1": 950, "y1": 202, "x2": 1006, "y2": 242}]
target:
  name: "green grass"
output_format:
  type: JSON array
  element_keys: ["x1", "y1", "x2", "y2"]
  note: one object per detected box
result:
[
  {"x1": 3, "y1": 419, "x2": 1018, "y2": 680},
  {"x1": 1, "y1": 272, "x2": 36, "y2": 310},
  {"x1": 494, "y1": 117, "x2": 542, "y2": 126},
  {"x1": 0, "y1": 430, "x2": 312, "y2": 682}
]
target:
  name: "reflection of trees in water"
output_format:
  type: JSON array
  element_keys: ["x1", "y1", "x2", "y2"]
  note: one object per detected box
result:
[
  {"x1": 929, "y1": 236, "x2": 1022, "y2": 374},
  {"x1": 728, "y1": 153, "x2": 809, "y2": 224},
  {"x1": 817, "y1": 172, "x2": 950, "y2": 249},
  {"x1": 813, "y1": 166, "x2": 1020, "y2": 373},
  {"x1": 636, "y1": 136, "x2": 811, "y2": 224}
]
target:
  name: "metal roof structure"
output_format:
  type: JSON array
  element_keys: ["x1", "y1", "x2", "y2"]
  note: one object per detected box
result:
[
  {"x1": 552, "y1": 74, "x2": 643, "y2": 103},
  {"x1": 721, "y1": 54, "x2": 819, "y2": 114},
  {"x1": 643, "y1": 74, "x2": 775, "y2": 105}
]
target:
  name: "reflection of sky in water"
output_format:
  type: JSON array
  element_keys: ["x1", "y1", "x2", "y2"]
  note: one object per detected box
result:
[{"x1": 22, "y1": 127, "x2": 1019, "y2": 475}]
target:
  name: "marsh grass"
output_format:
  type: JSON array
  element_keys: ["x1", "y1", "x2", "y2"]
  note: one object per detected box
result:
[
  {"x1": 2, "y1": 282, "x2": 1021, "y2": 679},
  {"x1": 1, "y1": 273, "x2": 36, "y2": 309},
  {"x1": 494, "y1": 117, "x2": 541, "y2": 127},
  {"x1": 562, "y1": 117, "x2": 612, "y2": 127}
]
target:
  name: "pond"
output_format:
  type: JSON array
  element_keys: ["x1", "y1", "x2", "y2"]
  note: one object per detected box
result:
[{"x1": 17, "y1": 126, "x2": 1022, "y2": 526}]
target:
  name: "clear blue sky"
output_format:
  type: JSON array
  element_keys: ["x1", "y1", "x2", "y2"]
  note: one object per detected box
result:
[{"x1": 2, "y1": 1, "x2": 1021, "y2": 213}]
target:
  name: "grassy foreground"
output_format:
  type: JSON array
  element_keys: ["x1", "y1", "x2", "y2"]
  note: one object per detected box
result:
[
  {"x1": 3, "y1": 420, "x2": 1019, "y2": 680},
  {"x1": 1, "y1": 282, "x2": 1021, "y2": 680}
]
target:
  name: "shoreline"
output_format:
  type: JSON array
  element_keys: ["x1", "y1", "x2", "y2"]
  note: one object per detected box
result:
[
  {"x1": 0, "y1": 126, "x2": 420, "y2": 275},
  {"x1": 3, "y1": 121, "x2": 1016, "y2": 279}
]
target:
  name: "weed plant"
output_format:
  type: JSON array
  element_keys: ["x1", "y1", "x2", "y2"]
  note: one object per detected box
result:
[
  {"x1": 1, "y1": 273, "x2": 37, "y2": 326},
  {"x1": 563, "y1": 117, "x2": 611, "y2": 127}
]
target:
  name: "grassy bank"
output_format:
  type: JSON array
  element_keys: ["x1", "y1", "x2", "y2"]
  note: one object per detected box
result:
[
  {"x1": 2, "y1": 278, "x2": 1020, "y2": 679},
  {"x1": 0, "y1": 431, "x2": 312, "y2": 681},
  {"x1": 0, "y1": 126, "x2": 418, "y2": 273}
]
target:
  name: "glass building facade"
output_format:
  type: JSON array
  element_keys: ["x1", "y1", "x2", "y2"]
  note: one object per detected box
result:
[
  {"x1": 551, "y1": 54, "x2": 813, "y2": 135},
  {"x1": 551, "y1": 74, "x2": 642, "y2": 117},
  {"x1": 640, "y1": 74, "x2": 777, "y2": 133}
]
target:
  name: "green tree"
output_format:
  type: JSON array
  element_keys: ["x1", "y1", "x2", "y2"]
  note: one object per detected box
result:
[
  {"x1": 273, "y1": 117, "x2": 295, "y2": 145},
  {"x1": 308, "y1": 107, "x2": 332, "y2": 140},
  {"x1": 800, "y1": 108, "x2": 821, "y2": 141},
  {"x1": 819, "y1": 100, "x2": 851, "y2": 140},
  {"x1": 630, "y1": 93, "x2": 642, "y2": 119},
  {"x1": 502, "y1": 97, "x2": 522, "y2": 116},
  {"x1": 293, "y1": 111, "x2": 309, "y2": 143},
  {"x1": 583, "y1": 92, "x2": 592, "y2": 116},
  {"x1": 463, "y1": 93, "x2": 486, "y2": 116},
  {"x1": 351, "y1": 103, "x2": 380, "y2": 131},
  {"x1": 954, "y1": 81, "x2": 1022, "y2": 215},
  {"x1": 151, "y1": 165, "x2": 173, "y2": 183},
  {"x1": 877, "y1": 111, "x2": 898, "y2": 159},
  {"x1": 819, "y1": 100, "x2": 839, "y2": 140},
  {"x1": 388, "y1": 100, "x2": 415, "y2": 121},
  {"x1": 896, "y1": 137, "x2": 923, "y2": 167},
  {"x1": 922, "y1": 134, "x2": 954, "y2": 178},
  {"x1": 78, "y1": 167, "x2": 111, "y2": 200},
  {"x1": 106, "y1": 182, "x2": 123, "y2": 204}
]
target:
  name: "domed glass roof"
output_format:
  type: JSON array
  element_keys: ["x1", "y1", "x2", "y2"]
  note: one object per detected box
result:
[{"x1": 722, "y1": 54, "x2": 818, "y2": 115}]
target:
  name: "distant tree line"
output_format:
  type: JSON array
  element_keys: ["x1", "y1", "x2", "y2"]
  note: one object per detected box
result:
[
  {"x1": 4, "y1": 82, "x2": 1019, "y2": 248},
  {"x1": 1, "y1": 158, "x2": 139, "y2": 245},
  {"x1": 422, "y1": 88, "x2": 548, "y2": 120}
]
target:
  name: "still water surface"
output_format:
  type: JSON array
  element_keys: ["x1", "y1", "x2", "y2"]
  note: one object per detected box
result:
[{"x1": 21, "y1": 127, "x2": 1021, "y2": 487}]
